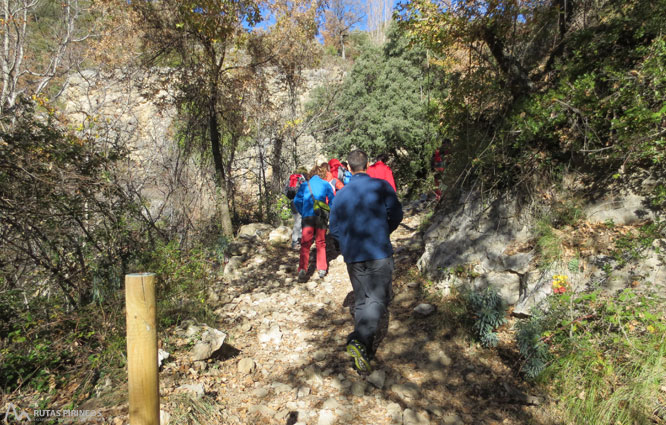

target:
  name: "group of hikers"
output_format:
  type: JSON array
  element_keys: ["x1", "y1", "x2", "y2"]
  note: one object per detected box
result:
[{"x1": 283, "y1": 150, "x2": 402, "y2": 373}]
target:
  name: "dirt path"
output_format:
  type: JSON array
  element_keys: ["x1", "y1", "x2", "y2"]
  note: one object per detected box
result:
[{"x1": 124, "y1": 203, "x2": 555, "y2": 425}]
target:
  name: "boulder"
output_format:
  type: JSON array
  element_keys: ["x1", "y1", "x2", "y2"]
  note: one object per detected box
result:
[
  {"x1": 238, "y1": 223, "x2": 275, "y2": 240},
  {"x1": 584, "y1": 190, "x2": 654, "y2": 226},
  {"x1": 224, "y1": 256, "x2": 244, "y2": 276},
  {"x1": 188, "y1": 325, "x2": 227, "y2": 361},
  {"x1": 413, "y1": 303, "x2": 436, "y2": 316},
  {"x1": 269, "y1": 226, "x2": 292, "y2": 245},
  {"x1": 472, "y1": 272, "x2": 521, "y2": 305},
  {"x1": 177, "y1": 383, "x2": 205, "y2": 399}
]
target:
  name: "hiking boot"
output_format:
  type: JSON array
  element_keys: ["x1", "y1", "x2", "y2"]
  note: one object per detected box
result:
[
  {"x1": 346, "y1": 339, "x2": 371, "y2": 373},
  {"x1": 318, "y1": 270, "x2": 327, "y2": 279},
  {"x1": 297, "y1": 269, "x2": 307, "y2": 283}
]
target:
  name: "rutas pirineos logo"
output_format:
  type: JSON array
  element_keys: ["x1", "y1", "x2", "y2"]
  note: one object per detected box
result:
[{"x1": 3, "y1": 403, "x2": 30, "y2": 423}]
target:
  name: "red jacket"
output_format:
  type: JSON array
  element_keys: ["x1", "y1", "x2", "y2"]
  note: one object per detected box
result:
[
  {"x1": 367, "y1": 161, "x2": 396, "y2": 192},
  {"x1": 327, "y1": 158, "x2": 345, "y2": 191}
]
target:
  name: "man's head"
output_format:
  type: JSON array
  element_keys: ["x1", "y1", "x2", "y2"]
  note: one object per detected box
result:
[
  {"x1": 374, "y1": 153, "x2": 389, "y2": 163},
  {"x1": 347, "y1": 150, "x2": 368, "y2": 174}
]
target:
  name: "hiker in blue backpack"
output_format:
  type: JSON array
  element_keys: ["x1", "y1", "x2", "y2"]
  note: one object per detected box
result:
[
  {"x1": 285, "y1": 168, "x2": 307, "y2": 250},
  {"x1": 340, "y1": 161, "x2": 352, "y2": 185},
  {"x1": 294, "y1": 163, "x2": 335, "y2": 282}
]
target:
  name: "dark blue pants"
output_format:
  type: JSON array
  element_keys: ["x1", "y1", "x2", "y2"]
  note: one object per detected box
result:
[{"x1": 346, "y1": 257, "x2": 394, "y2": 357}]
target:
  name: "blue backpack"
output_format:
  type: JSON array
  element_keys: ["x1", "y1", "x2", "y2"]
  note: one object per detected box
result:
[{"x1": 339, "y1": 168, "x2": 352, "y2": 185}]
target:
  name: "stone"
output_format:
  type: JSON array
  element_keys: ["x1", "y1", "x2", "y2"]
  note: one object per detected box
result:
[
  {"x1": 189, "y1": 326, "x2": 227, "y2": 361},
  {"x1": 317, "y1": 410, "x2": 337, "y2": 425},
  {"x1": 387, "y1": 403, "x2": 402, "y2": 424},
  {"x1": 237, "y1": 358, "x2": 256, "y2": 374},
  {"x1": 306, "y1": 280, "x2": 318, "y2": 291},
  {"x1": 248, "y1": 405, "x2": 276, "y2": 418},
  {"x1": 314, "y1": 350, "x2": 326, "y2": 361},
  {"x1": 158, "y1": 349, "x2": 170, "y2": 367},
  {"x1": 224, "y1": 256, "x2": 244, "y2": 276},
  {"x1": 351, "y1": 381, "x2": 366, "y2": 396},
  {"x1": 274, "y1": 409, "x2": 291, "y2": 421},
  {"x1": 269, "y1": 226, "x2": 292, "y2": 244},
  {"x1": 258, "y1": 324, "x2": 282, "y2": 345},
  {"x1": 407, "y1": 281, "x2": 419, "y2": 288},
  {"x1": 159, "y1": 410, "x2": 171, "y2": 425},
  {"x1": 584, "y1": 191, "x2": 654, "y2": 225},
  {"x1": 177, "y1": 383, "x2": 205, "y2": 399},
  {"x1": 329, "y1": 376, "x2": 345, "y2": 391},
  {"x1": 426, "y1": 405, "x2": 443, "y2": 418},
  {"x1": 305, "y1": 366, "x2": 324, "y2": 387},
  {"x1": 271, "y1": 382, "x2": 293, "y2": 394},
  {"x1": 501, "y1": 252, "x2": 534, "y2": 274},
  {"x1": 252, "y1": 255, "x2": 267, "y2": 266},
  {"x1": 322, "y1": 398, "x2": 340, "y2": 409},
  {"x1": 238, "y1": 223, "x2": 275, "y2": 240},
  {"x1": 413, "y1": 303, "x2": 435, "y2": 316},
  {"x1": 428, "y1": 350, "x2": 452, "y2": 367},
  {"x1": 403, "y1": 409, "x2": 430, "y2": 425},
  {"x1": 442, "y1": 413, "x2": 464, "y2": 425},
  {"x1": 367, "y1": 370, "x2": 386, "y2": 389},
  {"x1": 297, "y1": 386, "x2": 310, "y2": 398},
  {"x1": 473, "y1": 271, "x2": 521, "y2": 305},
  {"x1": 391, "y1": 383, "x2": 420, "y2": 401},
  {"x1": 252, "y1": 388, "x2": 269, "y2": 398}
]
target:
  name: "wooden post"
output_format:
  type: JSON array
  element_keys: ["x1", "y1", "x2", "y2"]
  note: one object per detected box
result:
[{"x1": 125, "y1": 273, "x2": 160, "y2": 425}]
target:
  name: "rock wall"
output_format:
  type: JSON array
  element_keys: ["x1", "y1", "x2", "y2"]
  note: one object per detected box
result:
[
  {"x1": 59, "y1": 66, "x2": 343, "y2": 229},
  {"x1": 418, "y1": 179, "x2": 665, "y2": 316}
]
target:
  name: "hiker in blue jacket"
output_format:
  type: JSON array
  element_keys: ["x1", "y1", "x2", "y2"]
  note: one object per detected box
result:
[
  {"x1": 294, "y1": 163, "x2": 335, "y2": 282},
  {"x1": 329, "y1": 150, "x2": 403, "y2": 372}
]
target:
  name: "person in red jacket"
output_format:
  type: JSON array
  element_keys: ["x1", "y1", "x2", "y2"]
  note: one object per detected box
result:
[
  {"x1": 366, "y1": 153, "x2": 396, "y2": 192},
  {"x1": 326, "y1": 158, "x2": 345, "y2": 193}
]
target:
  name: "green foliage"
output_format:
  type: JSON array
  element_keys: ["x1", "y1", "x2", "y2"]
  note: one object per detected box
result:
[
  {"x1": 652, "y1": 184, "x2": 666, "y2": 209},
  {"x1": 515, "y1": 312, "x2": 550, "y2": 380},
  {"x1": 535, "y1": 219, "x2": 563, "y2": 267},
  {"x1": 0, "y1": 99, "x2": 150, "y2": 306},
  {"x1": 611, "y1": 219, "x2": 665, "y2": 267},
  {"x1": 466, "y1": 286, "x2": 507, "y2": 348},
  {"x1": 307, "y1": 23, "x2": 443, "y2": 193},
  {"x1": 398, "y1": 0, "x2": 666, "y2": 194},
  {"x1": 274, "y1": 194, "x2": 294, "y2": 222},
  {"x1": 519, "y1": 288, "x2": 666, "y2": 424},
  {"x1": 142, "y1": 240, "x2": 219, "y2": 329}
]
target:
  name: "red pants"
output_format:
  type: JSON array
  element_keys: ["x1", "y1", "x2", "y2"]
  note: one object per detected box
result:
[{"x1": 299, "y1": 224, "x2": 327, "y2": 272}]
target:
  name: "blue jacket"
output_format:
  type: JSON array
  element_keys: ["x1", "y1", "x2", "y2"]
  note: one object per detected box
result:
[
  {"x1": 329, "y1": 173, "x2": 403, "y2": 263},
  {"x1": 294, "y1": 175, "x2": 335, "y2": 218}
]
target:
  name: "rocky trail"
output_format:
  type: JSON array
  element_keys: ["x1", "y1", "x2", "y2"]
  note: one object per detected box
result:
[{"x1": 102, "y1": 202, "x2": 553, "y2": 425}]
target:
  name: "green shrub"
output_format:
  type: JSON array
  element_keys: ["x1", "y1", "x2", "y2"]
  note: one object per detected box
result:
[
  {"x1": 535, "y1": 219, "x2": 563, "y2": 267},
  {"x1": 466, "y1": 286, "x2": 507, "y2": 348},
  {"x1": 515, "y1": 287, "x2": 666, "y2": 424},
  {"x1": 515, "y1": 311, "x2": 550, "y2": 380}
]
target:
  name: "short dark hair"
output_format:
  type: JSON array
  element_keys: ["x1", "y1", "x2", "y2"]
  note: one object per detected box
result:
[
  {"x1": 347, "y1": 150, "x2": 368, "y2": 172},
  {"x1": 375, "y1": 153, "x2": 389, "y2": 163}
]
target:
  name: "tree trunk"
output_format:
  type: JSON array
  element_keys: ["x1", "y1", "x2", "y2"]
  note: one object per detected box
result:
[
  {"x1": 208, "y1": 93, "x2": 234, "y2": 236},
  {"x1": 481, "y1": 23, "x2": 533, "y2": 100}
]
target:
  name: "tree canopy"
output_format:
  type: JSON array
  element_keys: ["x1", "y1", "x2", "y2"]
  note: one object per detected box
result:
[{"x1": 308, "y1": 24, "x2": 444, "y2": 191}]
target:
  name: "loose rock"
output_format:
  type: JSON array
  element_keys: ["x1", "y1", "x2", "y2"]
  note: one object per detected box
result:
[
  {"x1": 367, "y1": 370, "x2": 386, "y2": 389},
  {"x1": 237, "y1": 358, "x2": 256, "y2": 374},
  {"x1": 413, "y1": 303, "x2": 435, "y2": 316}
]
